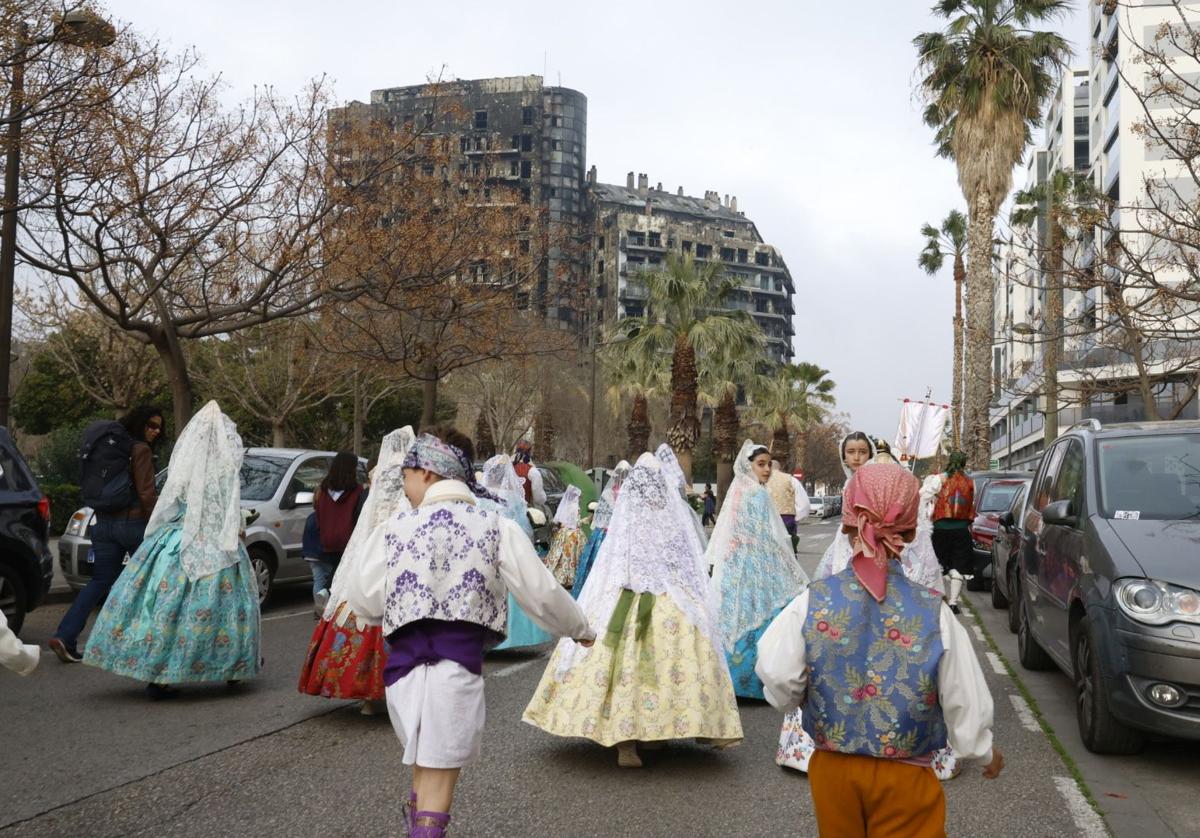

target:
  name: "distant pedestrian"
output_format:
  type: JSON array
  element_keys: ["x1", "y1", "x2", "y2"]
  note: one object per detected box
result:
[
  {"x1": 49, "y1": 405, "x2": 163, "y2": 664},
  {"x1": 83, "y1": 402, "x2": 261, "y2": 699},
  {"x1": 512, "y1": 439, "x2": 547, "y2": 507},
  {"x1": 767, "y1": 459, "x2": 810, "y2": 538},
  {"x1": 701, "y1": 484, "x2": 716, "y2": 526},
  {"x1": 544, "y1": 485, "x2": 585, "y2": 588},
  {"x1": 310, "y1": 452, "x2": 366, "y2": 613},
  {"x1": 931, "y1": 451, "x2": 976, "y2": 614}
]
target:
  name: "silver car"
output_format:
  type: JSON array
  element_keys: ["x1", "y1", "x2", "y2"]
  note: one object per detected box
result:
[{"x1": 59, "y1": 448, "x2": 366, "y2": 603}]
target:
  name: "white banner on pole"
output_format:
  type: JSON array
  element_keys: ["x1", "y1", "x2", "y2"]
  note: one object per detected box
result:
[{"x1": 894, "y1": 399, "x2": 949, "y2": 460}]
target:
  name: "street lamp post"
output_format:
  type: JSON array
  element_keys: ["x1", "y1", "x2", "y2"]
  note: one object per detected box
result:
[{"x1": 0, "y1": 9, "x2": 114, "y2": 427}]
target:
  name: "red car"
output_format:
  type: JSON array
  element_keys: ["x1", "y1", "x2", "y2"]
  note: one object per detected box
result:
[{"x1": 970, "y1": 478, "x2": 1032, "y2": 571}]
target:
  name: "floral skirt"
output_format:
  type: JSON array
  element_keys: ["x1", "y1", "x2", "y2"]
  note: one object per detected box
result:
[
  {"x1": 776, "y1": 709, "x2": 962, "y2": 780},
  {"x1": 84, "y1": 525, "x2": 261, "y2": 684},
  {"x1": 523, "y1": 592, "x2": 743, "y2": 747},
  {"x1": 298, "y1": 604, "x2": 388, "y2": 700},
  {"x1": 571, "y1": 527, "x2": 606, "y2": 598},
  {"x1": 725, "y1": 606, "x2": 786, "y2": 701},
  {"x1": 545, "y1": 527, "x2": 586, "y2": 587},
  {"x1": 493, "y1": 593, "x2": 553, "y2": 651}
]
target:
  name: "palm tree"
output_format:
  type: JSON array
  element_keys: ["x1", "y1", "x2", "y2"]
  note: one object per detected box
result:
[
  {"x1": 602, "y1": 347, "x2": 668, "y2": 460},
  {"x1": 699, "y1": 338, "x2": 765, "y2": 508},
  {"x1": 614, "y1": 252, "x2": 762, "y2": 481},
  {"x1": 919, "y1": 209, "x2": 968, "y2": 448},
  {"x1": 1011, "y1": 169, "x2": 1100, "y2": 443},
  {"x1": 915, "y1": 0, "x2": 1071, "y2": 468},
  {"x1": 750, "y1": 362, "x2": 836, "y2": 471}
]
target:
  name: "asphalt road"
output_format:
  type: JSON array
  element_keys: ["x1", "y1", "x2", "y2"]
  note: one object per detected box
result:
[{"x1": 2, "y1": 519, "x2": 1107, "y2": 837}]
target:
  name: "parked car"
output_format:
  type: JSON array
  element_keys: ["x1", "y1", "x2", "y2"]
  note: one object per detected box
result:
[
  {"x1": 0, "y1": 428, "x2": 53, "y2": 634},
  {"x1": 809, "y1": 496, "x2": 825, "y2": 518},
  {"x1": 989, "y1": 480, "x2": 1031, "y2": 631},
  {"x1": 1014, "y1": 419, "x2": 1200, "y2": 754},
  {"x1": 60, "y1": 448, "x2": 366, "y2": 604},
  {"x1": 971, "y1": 477, "x2": 1032, "y2": 580},
  {"x1": 966, "y1": 469, "x2": 1030, "y2": 590}
]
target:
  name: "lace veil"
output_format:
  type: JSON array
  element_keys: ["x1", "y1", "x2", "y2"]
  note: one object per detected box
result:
[
  {"x1": 146, "y1": 401, "x2": 245, "y2": 581},
  {"x1": 591, "y1": 460, "x2": 630, "y2": 530},
  {"x1": 480, "y1": 454, "x2": 534, "y2": 538},
  {"x1": 553, "y1": 484, "x2": 582, "y2": 528},
  {"x1": 707, "y1": 440, "x2": 809, "y2": 650},
  {"x1": 655, "y1": 442, "x2": 708, "y2": 549}
]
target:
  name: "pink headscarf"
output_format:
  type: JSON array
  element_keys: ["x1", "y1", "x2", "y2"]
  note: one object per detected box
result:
[{"x1": 842, "y1": 463, "x2": 920, "y2": 602}]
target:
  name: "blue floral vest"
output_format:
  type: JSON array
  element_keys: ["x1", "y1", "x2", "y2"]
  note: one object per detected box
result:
[{"x1": 801, "y1": 564, "x2": 947, "y2": 760}]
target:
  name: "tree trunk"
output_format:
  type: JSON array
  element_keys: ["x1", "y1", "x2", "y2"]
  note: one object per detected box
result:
[
  {"x1": 628, "y1": 392, "x2": 650, "y2": 459},
  {"x1": 666, "y1": 333, "x2": 700, "y2": 482},
  {"x1": 964, "y1": 193, "x2": 997, "y2": 470},
  {"x1": 952, "y1": 250, "x2": 966, "y2": 449},
  {"x1": 1045, "y1": 221, "x2": 1063, "y2": 443},
  {"x1": 271, "y1": 419, "x2": 287, "y2": 448},
  {"x1": 716, "y1": 460, "x2": 733, "y2": 513},
  {"x1": 475, "y1": 408, "x2": 496, "y2": 460},
  {"x1": 534, "y1": 409, "x2": 556, "y2": 461},
  {"x1": 420, "y1": 367, "x2": 438, "y2": 431},
  {"x1": 149, "y1": 328, "x2": 194, "y2": 434},
  {"x1": 794, "y1": 430, "x2": 809, "y2": 477},
  {"x1": 771, "y1": 423, "x2": 791, "y2": 469}
]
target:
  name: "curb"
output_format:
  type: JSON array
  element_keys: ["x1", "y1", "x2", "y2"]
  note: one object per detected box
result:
[{"x1": 44, "y1": 586, "x2": 76, "y2": 605}]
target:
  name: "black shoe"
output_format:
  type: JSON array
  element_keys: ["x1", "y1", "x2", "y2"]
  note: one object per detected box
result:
[
  {"x1": 949, "y1": 603, "x2": 962, "y2": 615},
  {"x1": 146, "y1": 683, "x2": 181, "y2": 701},
  {"x1": 48, "y1": 638, "x2": 82, "y2": 663}
]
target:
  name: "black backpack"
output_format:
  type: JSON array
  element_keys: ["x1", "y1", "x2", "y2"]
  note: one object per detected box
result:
[{"x1": 79, "y1": 421, "x2": 136, "y2": 513}]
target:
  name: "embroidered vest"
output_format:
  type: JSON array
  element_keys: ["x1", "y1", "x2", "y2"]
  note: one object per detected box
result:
[
  {"x1": 382, "y1": 501, "x2": 509, "y2": 640},
  {"x1": 767, "y1": 470, "x2": 796, "y2": 516},
  {"x1": 801, "y1": 564, "x2": 947, "y2": 760}
]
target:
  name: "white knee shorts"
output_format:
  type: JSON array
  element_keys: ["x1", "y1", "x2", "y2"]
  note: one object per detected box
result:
[{"x1": 384, "y1": 660, "x2": 486, "y2": 768}]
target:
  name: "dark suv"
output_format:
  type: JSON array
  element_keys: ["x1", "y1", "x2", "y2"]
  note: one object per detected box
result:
[
  {"x1": 0, "y1": 428, "x2": 53, "y2": 634},
  {"x1": 1014, "y1": 419, "x2": 1200, "y2": 754}
]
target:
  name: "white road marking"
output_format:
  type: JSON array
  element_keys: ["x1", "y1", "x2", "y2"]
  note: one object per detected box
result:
[
  {"x1": 971, "y1": 624, "x2": 986, "y2": 643},
  {"x1": 489, "y1": 653, "x2": 548, "y2": 679},
  {"x1": 1008, "y1": 693, "x2": 1040, "y2": 732},
  {"x1": 1053, "y1": 776, "x2": 1108, "y2": 837},
  {"x1": 262, "y1": 609, "x2": 314, "y2": 622},
  {"x1": 986, "y1": 651, "x2": 1008, "y2": 675}
]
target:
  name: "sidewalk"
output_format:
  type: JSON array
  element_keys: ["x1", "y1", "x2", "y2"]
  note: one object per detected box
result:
[{"x1": 45, "y1": 537, "x2": 74, "y2": 604}]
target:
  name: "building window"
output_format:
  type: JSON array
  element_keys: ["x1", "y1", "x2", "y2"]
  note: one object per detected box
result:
[
  {"x1": 682, "y1": 240, "x2": 692, "y2": 253},
  {"x1": 520, "y1": 160, "x2": 532, "y2": 178},
  {"x1": 521, "y1": 134, "x2": 534, "y2": 152},
  {"x1": 552, "y1": 115, "x2": 562, "y2": 127},
  {"x1": 474, "y1": 110, "x2": 488, "y2": 129},
  {"x1": 519, "y1": 239, "x2": 530, "y2": 254},
  {"x1": 720, "y1": 247, "x2": 735, "y2": 261},
  {"x1": 696, "y1": 244, "x2": 712, "y2": 258},
  {"x1": 737, "y1": 248, "x2": 748, "y2": 263},
  {"x1": 598, "y1": 259, "x2": 605, "y2": 274},
  {"x1": 755, "y1": 251, "x2": 769, "y2": 266},
  {"x1": 597, "y1": 235, "x2": 605, "y2": 249},
  {"x1": 460, "y1": 137, "x2": 469, "y2": 152},
  {"x1": 723, "y1": 230, "x2": 735, "y2": 238},
  {"x1": 551, "y1": 139, "x2": 561, "y2": 151},
  {"x1": 510, "y1": 161, "x2": 519, "y2": 176},
  {"x1": 471, "y1": 162, "x2": 481, "y2": 175},
  {"x1": 628, "y1": 230, "x2": 646, "y2": 246},
  {"x1": 522, "y1": 106, "x2": 535, "y2": 125},
  {"x1": 511, "y1": 134, "x2": 520, "y2": 150},
  {"x1": 423, "y1": 111, "x2": 434, "y2": 127},
  {"x1": 648, "y1": 231, "x2": 661, "y2": 248}
]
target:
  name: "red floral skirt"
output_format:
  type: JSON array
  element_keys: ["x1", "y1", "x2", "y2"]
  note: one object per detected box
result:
[{"x1": 298, "y1": 611, "x2": 388, "y2": 701}]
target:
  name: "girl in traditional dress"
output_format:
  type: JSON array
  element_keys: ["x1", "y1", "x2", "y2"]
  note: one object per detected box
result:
[
  {"x1": 544, "y1": 485, "x2": 584, "y2": 587},
  {"x1": 84, "y1": 401, "x2": 260, "y2": 699},
  {"x1": 523, "y1": 453, "x2": 743, "y2": 769},
  {"x1": 571, "y1": 461, "x2": 630, "y2": 597},
  {"x1": 478, "y1": 454, "x2": 554, "y2": 651},
  {"x1": 298, "y1": 427, "x2": 415, "y2": 708},
  {"x1": 706, "y1": 441, "x2": 809, "y2": 699},
  {"x1": 350, "y1": 428, "x2": 592, "y2": 838}
]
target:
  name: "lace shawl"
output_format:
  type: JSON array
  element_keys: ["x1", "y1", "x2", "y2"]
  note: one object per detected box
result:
[
  {"x1": 591, "y1": 461, "x2": 630, "y2": 530},
  {"x1": 145, "y1": 401, "x2": 244, "y2": 581},
  {"x1": 480, "y1": 454, "x2": 534, "y2": 539},
  {"x1": 553, "y1": 485, "x2": 582, "y2": 528},
  {"x1": 655, "y1": 443, "x2": 708, "y2": 549}
]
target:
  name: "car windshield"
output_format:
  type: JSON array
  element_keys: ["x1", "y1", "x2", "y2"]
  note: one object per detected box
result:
[
  {"x1": 981, "y1": 483, "x2": 1023, "y2": 513},
  {"x1": 241, "y1": 455, "x2": 292, "y2": 502},
  {"x1": 1098, "y1": 434, "x2": 1200, "y2": 521}
]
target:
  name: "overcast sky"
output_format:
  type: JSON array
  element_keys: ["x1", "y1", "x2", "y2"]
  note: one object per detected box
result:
[{"x1": 102, "y1": 0, "x2": 1090, "y2": 440}]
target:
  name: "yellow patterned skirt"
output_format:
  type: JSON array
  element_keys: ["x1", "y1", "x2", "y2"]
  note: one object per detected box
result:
[{"x1": 523, "y1": 592, "x2": 743, "y2": 747}]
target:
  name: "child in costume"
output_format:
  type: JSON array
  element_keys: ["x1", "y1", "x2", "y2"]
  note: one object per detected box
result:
[
  {"x1": 299, "y1": 427, "x2": 415, "y2": 707},
  {"x1": 523, "y1": 453, "x2": 743, "y2": 769},
  {"x1": 706, "y1": 441, "x2": 808, "y2": 699},
  {"x1": 84, "y1": 401, "x2": 260, "y2": 698},
  {"x1": 348, "y1": 429, "x2": 592, "y2": 838},
  {"x1": 571, "y1": 461, "x2": 630, "y2": 597},
  {"x1": 544, "y1": 485, "x2": 585, "y2": 587},
  {"x1": 758, "y1": 463, "x2": 1003, "y2": 837},
  {"x1": 478, "y1": 454, "x2": 554, "y2": 651}
]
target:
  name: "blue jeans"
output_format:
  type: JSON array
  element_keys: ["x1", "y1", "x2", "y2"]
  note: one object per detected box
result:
[
  {"x1": 309, "y1": 553, "x2": 341, "y2": 597},
  {"x1": 56, "y1": 516, "x2": 147, "y2": 650}
]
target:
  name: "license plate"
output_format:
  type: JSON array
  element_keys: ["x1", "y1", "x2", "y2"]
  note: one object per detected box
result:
[{"x1": 86, "y1": 548, "x2": 95, "y2": 565}]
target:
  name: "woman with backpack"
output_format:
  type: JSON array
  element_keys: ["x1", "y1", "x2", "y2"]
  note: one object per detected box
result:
[
  {"x1": 49, "y1": 405, "x2": 163, "y2": 664},
  {"x1": 310, "y1": 452, "x2": 366, "y2": 612}
]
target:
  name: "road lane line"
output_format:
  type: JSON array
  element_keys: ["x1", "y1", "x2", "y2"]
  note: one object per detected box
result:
[
  {"x1": 1053, "y1": 776, "x2": 1108, "y2": 837},
  {"x1": 262, "y1": 609, "x2": 314, "y2": 622},
  {"x1": 489, "y1": 653, "x2": 548, "y2": 679},
  {"x1": 971, "y1": 624, "x2": 986, "y2": 643},
  {"x1": 1008, "y1": 693, "x2": 1040, "y2": 732},
  {"x1": 986, "y1": 651, "x2": 1007, "y2": 675}
]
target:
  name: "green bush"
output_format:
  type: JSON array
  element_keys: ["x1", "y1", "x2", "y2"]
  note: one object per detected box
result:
[
  {"x1": 33, "y1": 420, "x2": 93, "y2": 485},
  {"x1": 41, "y1": 483, "x2": 82, "y2": 535}
]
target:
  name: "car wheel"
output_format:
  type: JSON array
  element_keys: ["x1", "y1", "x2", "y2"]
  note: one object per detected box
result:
[
  {"x1": 248, "y1": 549, "x2": 274, "y2": 606},
  {"x1": 990, "y1": 553, "x2": 1009, "y2": 610},
  {"x1": 1073, "y1": 617, "x2": 1145, "y2": 755},
  {"x1": 0, "y1": 565, "x2": 28, "y2": 635},
  {"x1": 1017, "y1": 589, "x2": 1055, "y2": 671},
  {"x1": 1006, "y1": 568, "x2": 1021, "y2": 635}
]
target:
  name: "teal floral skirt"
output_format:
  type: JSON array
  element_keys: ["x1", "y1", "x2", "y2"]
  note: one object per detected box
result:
[{"x1": 84, "y1": 524, "x2": 262, "y2": 684}]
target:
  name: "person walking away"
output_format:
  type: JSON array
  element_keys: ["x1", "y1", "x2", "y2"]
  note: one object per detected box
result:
[
  {"x1": 83, "y1": 401, "x2": 261, "y2": 699},
  {"x1": 49, "y1": 405, "x2": 163, "y2": 663},
  {"x1": 346, "y1": 428, "x2": 593, "y2": 837},
  {"x1": 706, "y1": 442, "x2": 808, "y2": 699},
  {"x1": 757, "y1": 463, "x2": 1002, "y2": 837},
  {"x1": 767, "y1": 459, "x2": 810, "y2": 539},
  {"x1": 512, "y1": 439, "x2": 546, "y2": 507},
  {"x1": 0, "y1": 608, "x2": 38, "y2": 675},
  {"x1": 931, "y1": 451, "x2": 975, "y2": 614},
  {"x1": 311, "y1": 452, "x2": 366, "y2": 613},
  {"x1": 701, "y1": 484, "x2": 716, "y2": 526},
  {"x1": 544, "y1": 485, "x2": 585, "y2": 587},
  {"x1": 571, "y1": 461, "x2": 630, "y2": 598}
]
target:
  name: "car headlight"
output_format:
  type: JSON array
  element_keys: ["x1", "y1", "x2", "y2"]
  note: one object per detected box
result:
[
  {"x1": 65, "y1": 511, "x2": 89, "y2": 537},
  {"x1": 1115, "y1": 578, "x2": 1200, "y2": 626}
]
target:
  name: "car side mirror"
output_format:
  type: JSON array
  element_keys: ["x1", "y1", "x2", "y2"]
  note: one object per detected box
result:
[
  {"x1": 1042, "y1": 499, "x2": 1077, "y2": 528},
  {"x1": 999, "y1": 511, "x2": 1015, "y2": 528},
  {"x1": 294, "y1": 490, "x2": 315, "y2": 507}
]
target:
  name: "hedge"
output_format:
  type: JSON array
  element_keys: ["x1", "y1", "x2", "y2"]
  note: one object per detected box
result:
[{"x1": 41, "y1": 483, "x2": 82, "y2": 535}]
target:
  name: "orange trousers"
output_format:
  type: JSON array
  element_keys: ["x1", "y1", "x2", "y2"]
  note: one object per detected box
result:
[{"x1": 808, "y1": 750, "x2": 947, "y2": 838}]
